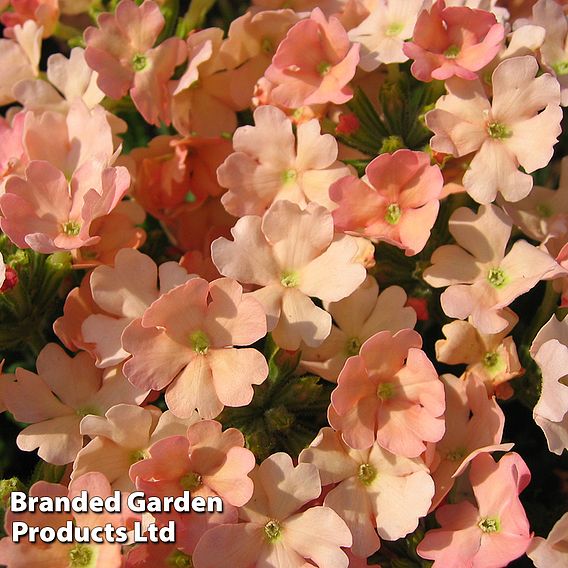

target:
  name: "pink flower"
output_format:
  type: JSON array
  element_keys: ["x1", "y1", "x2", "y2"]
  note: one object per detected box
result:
[
  {"x1": 81, "y1": 248, "x2": 193, "y2": 368},
  {"x1": 429, "y1": 374, "x2": 508, "y2": 509},
  {"x1": 0, "y1": 473, "x2": 126, "y2": 568},
  {"x1": 218, "y1": 105, "x2": 352, "y2": 215},
  {"x1": 0, "y1": 0, "x2": 59, "y2": 38},
  {"x1": 0, "y1": 20, "x2": 42, "y2": 106},
  {"x1": 130, "y1": 420, "x2": 255, "y2": 509},
  {"x1": 72, "y1": 404, "x2": 199, "y2": 491},
  {"x1": 436, "y1": 310, "x2": 522, "y2": 399},
  {"x1": 301, "y1": 275, "x2": 417, "y2": 382},
  {"x1": 211, "y1": 200, "x2": 366, "y2": 350},
  {"x1": 14, "y1": 47, "x2": 104, "y2": 113},
  {"x1": 349, "y1": 0, "x2": 427, "y2": 70},
  {"x1": 331, "y1": 149, "x2": 443, "y2": 255},
  {"x1": 123, "y1": 277, "x2": 268, "y2": 419},
  {"x1": 84, "y1": 0, "x2": 186, "y2": 125},
  {"x1": 0, "y1": 111, "x2": 27, "y2": 193},
  {"x1": 0, "y1": 344, "x2": 147, "y2": 465},
  {"x1": 329, "y1": 329, "x2": 445, "y2": 457},
  {"x1": 0, "y1": 160, "x2": 129, "y2": 253},
  {"x1": 403, "y1": 0, "x2": 504, "y2": 82},
  {"x1": 300, "y1": 427, "x2": 434, "y2": 558},
  {"x1": 192, "y1": 452, "x2": 352, "y2": 568},
  {"x1": 528, "y1": 512, "x2": 568, "y2": 568},
  {"x1": 423, "y1": 204, "x2": 560, "y2": 334},
  {"x1": 264, "y1": 8, "x2": 360, "y2": 108},
  {"x1": 426, "y1": 56, "x2": 562, "y2": 203},
  {"x1": 172, "y1": 28, "x2": 238, "y2": 138},
  {"x1": 417, "y1": 452, "x2": 532, "y2": 568}
]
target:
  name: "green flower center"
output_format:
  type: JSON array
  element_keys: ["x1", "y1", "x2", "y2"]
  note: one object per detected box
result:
[
  {"x1": 129, "y1": 449, "x2": 149, "y2": 465},
  {"x1": 281, "y1": 169, "x2": 297, "y2": 184},
  {"x1": 536, "y1": 202, "x2": 553, "y2": 218},
  {"x1": 487, "y1": 267, "x2": 507, "y2": 288},
  {"x1": 552, "y1": 61, "x2": 568, "y2": 75},
  {"x1": 167, "y1": 550, "x2": 193, "y2": 568},
  {"x1": 487, "y1": 122, "x2": 512, "y2": 140},
  {"x1": 69, "y1": 544, "x2": 93, "y2": 567},
  {"x1": 280, "y1": 270, "x2": 300, "y2": 288},
  {"x1": 76, "y1": 405, "x2": 100, "y2": 418},
  {"x1": 386, "y1": 22, "x2": 404, "y2": 37},
  {"x1": 446, "y1": 447, "x2": 467, "y2": 462},
  {"x1": 180, "y1": 472, "x2": 202, "y2": 492},
  {"x1": 184, "y1": 191, "x2": 197, "y2": 203},
  {"x1": 317, "y1": 61, "x2": 332, "y2": 75},
  {"x1": 444, "y1": 45, "x2": 461, "y2": 59},
  {"x1": 345, "y1": 336, "x2": 362, "y2": 357},
  {"x1": 62, "y1": 221, "x2": 81, "y2": 237},
  {"x1": 261, "y1": 37, "x2": 274, "y2": 54},
  {"x1": 483, "y1": 351, "x2": 500, "y2": 369},
  {"x1": 357, "y1": 463, "x2": 377, "y2": 486},
  {"x1": 264, "y1": 519, "x2": 283, "y2": 543},
  {"x1": 132, "y1": 53, "x2": 148, "y2": 72},
  {"x1": 190, "y1": 331, "x2": 210, "y2": 355},
  {"x1": 478, "y1": 517, "x2": 500, "y2": 533},
  {"x1": 385, "y1": 203, "x2": 402, "y2": 225},
  {"x1": 377, "y1": 382, "x2": 396, "y2": 401}
]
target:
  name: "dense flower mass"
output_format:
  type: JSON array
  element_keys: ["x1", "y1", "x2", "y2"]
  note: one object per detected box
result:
[{"x1": 0, "y1": 1, "x2": 567, "y2": 567}]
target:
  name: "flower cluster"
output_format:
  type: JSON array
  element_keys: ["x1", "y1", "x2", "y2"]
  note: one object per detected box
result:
[{"x1": 0, "y1": 0, "x2": 567, "y2": 567}]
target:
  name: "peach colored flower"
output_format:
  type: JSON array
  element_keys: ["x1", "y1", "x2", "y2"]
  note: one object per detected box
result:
[
  {"x1": 417, "y1": 452, "x2": 532, "y2": 568},
  {"x1": 1, "y1": 0, "x2": 59, "y2": 38},
  {"x1": 130, "y1": 420, "x2": 255, "y2": 509},
  {"x1": 73, "y1": 404, "x2": 199, "y2": 491},
  {"x1": 528, "y1": 512, "x2": 568, "y2": 568},
  {"x1": 81, "y1": 248, "x2": 194, "y2": 368},
  {"x1": 123, "y1": 277, "x2": 268, "y2": 419},
  {"x1": 219, "y1": 9, "x2": 299, "y2": 108},
  {"x1": 426, "y1": 55, "x2": 562, "y2": 203},
  {"x1": 349, "y1": 0, "x2": 427, "y2": 70},
  {"x1": 436, "y1": 309, "x2": 522, "y2": 399},
  {"x1": 264, "y1": 8, "x2": 360, "y2": 108},
  {"x1": 172, "y1": 28, "x2": 238, "y2": 137},
  {"x1": 212, "y1": 200, "x2": 366, "y2": 350},
  {"x1": 503, "y1": 155, "x2": 568, "y2": 243},
  {"x1": 531, "y1": 336, "x2": 568, "y2": 456},
  {"x1": 0, "y1": 20, "x2": 42, "y2": 106},
  {"x1": 329, "y1": 329, "x2": 445, "y2": 456},
  {"x1": 300, "y1": 427, "x2": 434, "y2": 558},
  {"x1": 0, "y1": 344, "x2": 147, "y2": 464},
  {"x1": 125, "y1": 134, "x2": 231, "y2": 221},
  {"x1": 0, "y1": 473, "x2": 127, "y2": 568},
  {"x1": 429, "y1": 374, "x2": 508, "y2": 509},
  {"x1": 403, "y1": 0, "x2": 504, "y2": 82},
  {"x1": 301, "y1": 275, "x2": 417, "y2": 382},
  {"x1": 331, "y1": 149, "x2": 443, "y2": 255},
  {"x1": 71, "y1": 200, "x2": 147, "y2": 268},
  {"x1": 530, "y1": 0, "x2": 568, "y2": 106},
  {"x1": 218, "y1": 105, "x2": 352, "y2": 215},
  {"x1": 84, "y1": 0, "x2": 186, "y2": 125},
  {"x1": 423, "y1": 204, "x2": 560, "y2": 334},
  {"x1": 192, "y1": 452, "x2": 352, "y2": 568}
]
